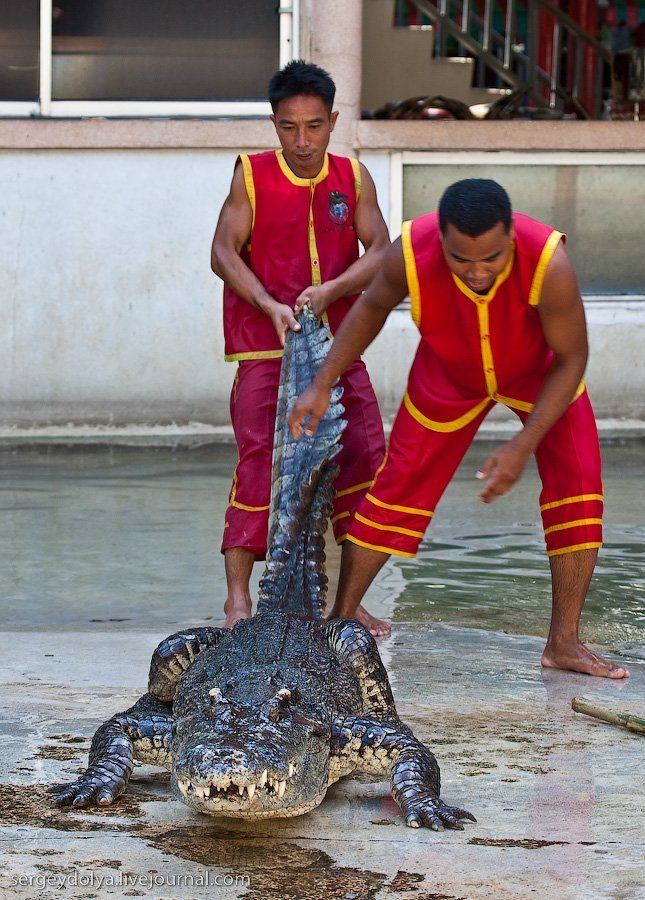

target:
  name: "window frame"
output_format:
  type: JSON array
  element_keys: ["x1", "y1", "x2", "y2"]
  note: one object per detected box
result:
[{"x1": 1, "y1": 0, "x2": 299, "y2": 117}]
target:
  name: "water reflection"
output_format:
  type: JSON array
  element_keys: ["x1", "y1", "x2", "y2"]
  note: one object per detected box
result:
[{"x1": 0, "y1": 443, "x2": 643, "y2": 655}]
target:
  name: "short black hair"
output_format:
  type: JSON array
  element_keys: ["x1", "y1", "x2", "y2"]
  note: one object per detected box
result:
[
  {"x1": 439, "y1": 179, "x2": 512, "y2": 237},
  {"x1": 268, "y1": 60, "x2": 336, "y2": 114}
]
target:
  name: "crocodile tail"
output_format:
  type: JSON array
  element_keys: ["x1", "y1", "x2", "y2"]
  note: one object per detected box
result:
[{"x1": 257, "y1": 309, "x2": 346, "y2": 619}]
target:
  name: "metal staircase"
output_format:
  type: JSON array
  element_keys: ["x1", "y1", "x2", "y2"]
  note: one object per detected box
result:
[{"x1": 407, "y1": 0, "x2": 612, "y2": 118}]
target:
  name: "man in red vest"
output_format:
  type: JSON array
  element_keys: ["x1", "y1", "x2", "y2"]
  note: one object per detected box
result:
[
  {"x1": 211, "y1": 61, "x2": 390, "y2": 634},
  {"x1": 289, "y1": 179, "x2": 628, "y2": 679}
]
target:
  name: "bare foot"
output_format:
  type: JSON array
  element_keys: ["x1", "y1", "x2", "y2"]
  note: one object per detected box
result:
[
  {"x1": 223, "y1": 596, "x2": 252, "y2": 629},
  {"x1": 354, "y1": 604, "x2": 391, "y2": 638},
  {"x1": 541, "y1": 639, "x2": 629, "y2": 679}
]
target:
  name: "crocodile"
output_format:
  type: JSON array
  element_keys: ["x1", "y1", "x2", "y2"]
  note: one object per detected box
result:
[{"x1": 49, "y1": 309, "x2": 475, "y2": 831}]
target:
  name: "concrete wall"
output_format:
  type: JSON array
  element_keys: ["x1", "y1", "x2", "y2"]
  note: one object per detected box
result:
[
  {"x1": 364, "y1": 301, "x2": 645, "y2": 424},
  {"x1": 1, "y1": 138, "x2": 643, "y2": 431},
  {"x1": 1, "y1": 148, "x2": 236, "y2": 426}
]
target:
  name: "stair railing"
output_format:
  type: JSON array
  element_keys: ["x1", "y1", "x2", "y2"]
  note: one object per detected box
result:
[{"x1": 407, "y1": 0, "x2": 612, "y2": 118}]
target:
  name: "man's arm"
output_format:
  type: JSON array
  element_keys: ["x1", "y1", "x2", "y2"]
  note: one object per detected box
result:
[
  {"x1": 288, "y1": 237, "x2": 408, "y2": 438},
  {"x1": 478, "y1": 243, "x2": 588, "y2": 503},
  {"x1": 211, "y1": 163, "x2": 299, "y2": 346},
  {"x1": 294, "y1": 164, "x2": 390, "y2": 317}
]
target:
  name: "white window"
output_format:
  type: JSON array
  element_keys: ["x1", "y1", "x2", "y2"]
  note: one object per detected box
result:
[{"x1": 0, "y1": 0, "x2": 299, "y2": 117}]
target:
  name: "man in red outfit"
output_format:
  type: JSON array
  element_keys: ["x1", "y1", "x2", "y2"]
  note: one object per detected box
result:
[
  {"x1": 289, "y1": 179, "x2": 628, "y2": 679},
  {"x1": 211, "y1": 61, "x2": 390, "y2": 633}
]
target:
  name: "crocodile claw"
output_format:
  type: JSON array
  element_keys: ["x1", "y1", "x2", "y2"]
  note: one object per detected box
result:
[
  {"x1": 47, "y1": 768, "x2": 127, "y2": 808},
  {"x1": 403, "y1": 796, "x2": 476, "y2": 831}
]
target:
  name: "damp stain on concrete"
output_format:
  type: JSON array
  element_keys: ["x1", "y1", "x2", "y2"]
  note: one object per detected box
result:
[
  {"x1": 0, "y1": 783, "x2": 392, "y2": 900},
  {"x1": 0, "y1": 783, "x2": 161, "y2": 831},
  {"x1": 467, "y1": 838, "x2": 599, "y2": 849},
  {"x1": 146, "y1": 833, "x2": 390, "y2": 900},
  {"x1": 31, "y1": 745, "x2": 89, "y2": 761}
]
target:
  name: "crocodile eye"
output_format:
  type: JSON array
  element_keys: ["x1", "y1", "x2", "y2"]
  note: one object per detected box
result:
[{"x1": 264, "y1": 688, "x2": 292, "y2": 722}]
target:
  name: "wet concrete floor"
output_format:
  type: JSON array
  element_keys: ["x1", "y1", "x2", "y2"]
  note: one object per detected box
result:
[
  {"x1": 1, "y1": 626, "x2": 642, "y2": 900},
  {"x1": 0, "y1": 444, "x2": 643, "y2": 898}
]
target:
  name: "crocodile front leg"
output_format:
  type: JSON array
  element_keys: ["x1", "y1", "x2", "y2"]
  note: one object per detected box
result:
[
  {"x1": 48, "y1": 693, "x2": 173, "y2": 809},
  {"x1": 331, "y1": 715, "x2": 476, "y2": 830},
  {"x1": 148, "y1": 626, "x2": 226, "y2": 701},
  {"x1": 326, "y1": 618, "x2": 397, "y2": 717}
]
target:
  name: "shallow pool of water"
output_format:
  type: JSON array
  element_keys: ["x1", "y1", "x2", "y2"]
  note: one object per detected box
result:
[{"x1": 0, "y1": 443, "x2": 642, "y2": 653}]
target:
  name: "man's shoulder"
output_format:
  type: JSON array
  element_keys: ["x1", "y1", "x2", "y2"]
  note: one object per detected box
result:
[
  {"x1": 242, "y1": 150, "x2": 278, "y2": 166},
  {"x1": 513, "y1": 213, "x2": 565, "y2": 260},
  {"x1": 409, "y1": 211, "x2": 440, "y2": 236},
  {"x1": 513, "y1": 212, "x2": 556, "y2": 236},
  {"x1": 326, "y1": 151, "x2": 359, "y2": 172}
]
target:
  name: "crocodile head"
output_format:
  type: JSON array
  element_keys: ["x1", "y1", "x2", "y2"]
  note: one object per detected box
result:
[{"x1": 171, "y1": 676, "x2": 331, "y2": 818}]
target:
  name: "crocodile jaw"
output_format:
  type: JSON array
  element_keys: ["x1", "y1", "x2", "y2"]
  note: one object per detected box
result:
[{"x1": 174, "y1": 761, "x2": 326, "y2": 817}]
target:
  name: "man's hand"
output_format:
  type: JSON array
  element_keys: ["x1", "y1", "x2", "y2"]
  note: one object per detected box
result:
[
  {"x1": 476, "y1": 438, "x2": 532, "y2": 503},
  {"x1": 294, "y1": 283, "x2": 336, "y2": 318},
  {"x1": 288, "y1": 382, "x2": 331, "y2": 439},
  {"x1": 266, "y1": 299, "x2": 301, "y2": 346}
]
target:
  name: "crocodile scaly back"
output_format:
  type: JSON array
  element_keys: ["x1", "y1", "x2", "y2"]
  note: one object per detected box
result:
[{"x1": 257, "y1": 309, "x2": 345, "y2": 619}]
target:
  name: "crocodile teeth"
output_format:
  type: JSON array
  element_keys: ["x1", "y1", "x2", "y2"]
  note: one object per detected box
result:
[
  {"x1": 277, "y1": 780, "x2": 286, "y2": 799},
  {"x1": 203, "y1": 787, "x2": 211, "y2": 799},
  {"x1": 238, "y1": 784, "x2": 244, "y2": 796},
  {"x1": 177, "y1": 778, "x2": 190, "y2": 796},
  {"x1": 288, "y1": 764, "x2": 295, "y2": 778},
  {"x1": 247, "y1": 784, "x2": 255, "y2": 800},
  {"x1": 194, "y1": 785, "x2": 207, "y2": 799},
  {"x1": 258, "y1": 769, "x2": 267, "y2": 788}
]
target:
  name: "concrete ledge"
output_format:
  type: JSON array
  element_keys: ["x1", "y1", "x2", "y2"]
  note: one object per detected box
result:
[
  {"x1": 357, "y1": 120, "x2": 645, "y2": 151},
  {"x1": 0, "y1": 118, "x2": 278, "y2": 150},
  {"x1": 2, "y1": 119, "x2": 644, "y2": 152},
  {"x1": 0, "y1": 418, "x2": 642, "y2": 449}
]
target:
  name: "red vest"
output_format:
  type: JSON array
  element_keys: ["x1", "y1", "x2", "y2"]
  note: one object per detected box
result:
[
  {"x1": 401, "y1": 212, "x2": 583, "y2": 430},
  {"x1": 223, "y1": 150, "x2": 361, "y2": 361}
]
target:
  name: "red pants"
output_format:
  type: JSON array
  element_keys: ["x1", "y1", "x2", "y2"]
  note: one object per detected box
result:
[
  {"x1": 346, "y1": 390, "x2": 603, "y2": 558},
  {"x1": 222, "y1": 358, "x2": 385, "y2": 560}
]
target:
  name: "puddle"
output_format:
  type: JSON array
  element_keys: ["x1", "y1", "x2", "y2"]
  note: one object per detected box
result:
[{"x1": 0, "y1": 444, "x2": 642, "y2": 651}]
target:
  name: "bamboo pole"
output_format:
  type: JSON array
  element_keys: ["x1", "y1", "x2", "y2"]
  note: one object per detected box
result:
[{"x1": 572, "y1": 697, "x2": 645, "y2": 734}]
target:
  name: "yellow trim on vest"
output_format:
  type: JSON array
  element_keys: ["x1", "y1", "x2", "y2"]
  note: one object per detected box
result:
[
  {"x1": 547, "y1": 541, "x2": 602, "y2": 557},
  {"x1": 475, "y1": 301, "x2": 498, "y2": 397},
  {"x1": 308, "y1": 182, "x2": 322, "y2": 287},
  {"x1": 276, "y1": 149, "x2": 329, "y2": 186},
  {"x1": 544, "y1": 518, "x2": 603, "y2": 536},
  {"x1": 336, "y1": 480, "x2": 373, "y2": 498},
  {"x1": 494, "y1": 379, "x2": 585, "y2": 414},
  {"x1": 540, "y1": 492, "x2": 603, "y2": 512},
  {"x1": 529, "y1": 230, "x2": 565, "y2": 307},
  {"x1": 350, "y1": 157, "x2": 362, "y2": 200},
  {"x1": 240, "y1": 153, "x2": 256, "y2": 230},
  {"x1": 224, "y1": 349, "x2": 284, "y2": 362},
  {"x1": 493, "y1": 393, "x2": 533, "y2": 412},
  {"x1": 343, "y1": 533, "x2": 417, "y2": 558},
  {"x1": 451, "y1": 242, "x2": 515, "y2": 304},
  {"x1": 404, "y1": 391, "x2": 491, "y2": 434},
  {"x1": 365, "y1": 492, "x2": 434, "y2": 519},
  {"x1": 401, "y1": 220, "x2": 421, "y2": 329},
  {"x1": 355, "y1": 512, "x2": 425, "y2": 539},
  {"x1": 331, "y1": 510, "x2": 350, "y2": 524}
]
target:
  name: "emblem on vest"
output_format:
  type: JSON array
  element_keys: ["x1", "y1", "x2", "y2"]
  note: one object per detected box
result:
[{"x1": 329, "y1": 190, "x2": 350, "y2": 225}]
